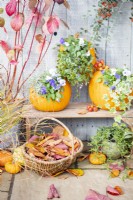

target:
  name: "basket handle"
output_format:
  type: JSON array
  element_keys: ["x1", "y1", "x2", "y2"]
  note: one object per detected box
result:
[{"x1": 34, "y1": 117, "x2": 75, "y2": 158}]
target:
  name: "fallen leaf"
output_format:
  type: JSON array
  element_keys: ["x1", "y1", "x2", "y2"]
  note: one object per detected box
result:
[
  {"x1": 110, "y1": 169, "x2": 120, "y2": 178},
  {"x1": 28, "y1": 148, "x2": 45, "y2": 158},
  {"x1": 127, "y1": 170, "x2": 133, "y2": 179},
  {"x1": 77, "y1": 109, "x2": 88, "y2": 115},
  {"x1": 47, "y1": 184, "x2": 60, "y2": 199},
  {"x1": 106, "y1": 186, "x2": 120, "y2": 196},
  {"x1": 114, "y1": 186, "x2": 124, "y2": 195},
  {"x1": 66, "y1": 169, "x2": 84, "y2": 176},
  {"x1": 85, "y1": 189, "x2": 112, "y2": 200},
  {"x1": 77, "y1": 154, "x2": 89, "y2": 162},
  {"x1": 37, "y1": 136, "x2": 54, "y2": 146}
]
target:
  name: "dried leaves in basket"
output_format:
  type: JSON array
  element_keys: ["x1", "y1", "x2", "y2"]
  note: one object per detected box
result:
[{"x1": 25, "y1": 126, "x2": 81, "y2": 162}]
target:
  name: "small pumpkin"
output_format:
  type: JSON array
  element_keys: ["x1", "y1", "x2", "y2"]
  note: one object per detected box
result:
[
  {"x1": 5, "y1": 161, "x2": 21, "y2": 174},
  {"x1": 89, "y1": 152, "x2": 106, "y2": 165},
  {"x1": 13, "y1": 146, "x2": 25, "y2": 166},
  {"x1": 29, "y1": 81, "x2": 72, "y2": 112},
  {"x1": 0, "y1": 150, "x2": 13, "y2": 167}
]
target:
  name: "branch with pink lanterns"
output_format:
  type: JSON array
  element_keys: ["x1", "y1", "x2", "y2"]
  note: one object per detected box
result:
[{"x1": 0, "y1": 0, "x2": 69, "y2": 102}]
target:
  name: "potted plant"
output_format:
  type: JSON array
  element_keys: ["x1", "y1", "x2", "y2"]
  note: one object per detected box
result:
[
  {"x1": 89, "y1": 123, "x2": 133, "y2": 160},
  {"x1": 0, "y1": 0, "x2": 69, "y2": 148},
  {"x1": 29, "y1": 68, "x2": 71, "y2": 111},
  {"x1": 56, "y1": 34, "x2": 96, "y2": 92},
  {"x1": 89, "y1": 62, "x2": 133, "y2": 115}
]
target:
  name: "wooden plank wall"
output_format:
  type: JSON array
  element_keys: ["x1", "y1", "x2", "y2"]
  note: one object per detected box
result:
[{"x1": 0, "y1": 0, "x2": 132, "y2": 140}]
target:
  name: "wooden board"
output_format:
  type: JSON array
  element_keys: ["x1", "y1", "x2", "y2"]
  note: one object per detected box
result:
[{"x1": 22, "y1": 103, "x2": 133, "y2": 119}]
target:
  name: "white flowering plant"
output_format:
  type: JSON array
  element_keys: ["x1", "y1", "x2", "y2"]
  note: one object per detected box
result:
[
  {"x1": 100, "y1": 68, "x2": 133, "y2": 113},
  {"x1": 56, "y1": 34, "x2": 96, "y2": 88},
  {"x1": 33, "y1": 69, "x2": 66, "y2": 102}
]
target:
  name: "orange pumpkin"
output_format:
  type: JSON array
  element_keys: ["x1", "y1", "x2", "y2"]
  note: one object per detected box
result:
[
  {"x1": 89, "y1": 152, "x2": 106, "y2": 165},
  {"x1": 0, "y1": 151, "x2": 13, "y2": 167},
  {"x1": 89, "y1": 71, "x2": 119, "y2": 110},
  {"x1": 29, "y1": 81, "x2": 71, "y2": 112},
  {"x1": 5, "y1": 161, "x2": 21, "y2": 174}
]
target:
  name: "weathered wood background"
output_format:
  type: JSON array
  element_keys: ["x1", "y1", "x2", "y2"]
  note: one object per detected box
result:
[{"x1": 0, "y1": 0, "x2": 133, "y2": 140}]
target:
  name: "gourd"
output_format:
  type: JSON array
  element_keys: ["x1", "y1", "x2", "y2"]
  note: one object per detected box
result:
[
  {"x1": 5, "y1": 161, "x2": 21, "y2": 174},
  {"x1": 0, "y1": 151, "x2": 13, "y2": 167},
  {"x1": 13, "y1": 146, "x2": 25, "y2": 166},
  {"x1": 29, "y1": 81, "x2": 72, "y2": 112},
  {"x1": 89, "y1": 71, "x2": 117, "y2": 110},
  {"x1": 89, "y1": 152, "x2": 106, "y2": 165}
]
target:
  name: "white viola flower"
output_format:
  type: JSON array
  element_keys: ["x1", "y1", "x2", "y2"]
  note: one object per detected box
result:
[
  {"x1": 86, "y1": 50, "x2": 90, "y2": 57},
  {"x1": 79, "y1": 38, "x2": 85, "y2": 46},
  {"x1": 49, "y1": 68, "x2": 57, "y2": 76},
  {"x1": 59, "y1": 79, "x2": 66, "y2": 86},
  {"x1": 111, "y1": 68, "x2": 117, "y2": 75},
  {"x1": 45, "y1": 75, "x2": 52, "y2": 81},
  {"x1": 122, "y1": 69, "x2": 131, "y2": 76},
  {"x1": 64, "y1": 42, "x2": 69, "y2": 47}
]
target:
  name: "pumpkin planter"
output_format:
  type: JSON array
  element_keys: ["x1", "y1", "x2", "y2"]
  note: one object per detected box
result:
[
  {"x1": 89, "y1": 152, "x2": 106, "y2": 165},
  {"x1": 89, "y1": 71, "x2": 116, "y2": 110},
  {"x1": 30, "y1": 81, "x2": 72, "y2": 112}
]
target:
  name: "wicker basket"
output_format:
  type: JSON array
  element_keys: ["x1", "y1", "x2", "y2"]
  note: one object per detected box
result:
[{"x1": 22, "y1": 117, "x2": 83, "y2": 176}]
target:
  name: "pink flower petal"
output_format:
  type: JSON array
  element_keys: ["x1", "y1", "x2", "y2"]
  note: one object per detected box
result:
[
  {"x1": 43, "y1": 16, "x2": 60, "y2": 34},
  {"x1": 0, "y1": 40, "x2": 10, "y2": 53},
  {"x1": 106, "y1": 186, "x2": 120, "y2": 196},
  {"x1": 6, "y1": 0, "x2": 17, "y2": 16},
  {"x1": 11, "y1": 13, "x2": 24, "y2": 32},
  {"x1": 10, "y1": 60, "x2": 18, "y2": 65}
]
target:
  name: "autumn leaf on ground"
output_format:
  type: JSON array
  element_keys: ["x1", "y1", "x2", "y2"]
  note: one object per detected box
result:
[
  {"x1": 127, "y1": 170, "x2": 133, "y2": 179},
  {"x1": 77, "y1": 154, "x2": 89, "y2": 162},
  {"x1": 66, "y1": 169, "x2": 84, "y2": 176},
  {"x1": 77, "y1": 109, "x2": 88, "y2": 115},
  {"x1": 106, "y1": 185, "x2": 122, "y2": 196},
  {"x1": 110, "y1": 169, "x2": 120, "y2": 178},
  {"x1": 114, "y1": 186, "x2": 124, "y2": 195}
]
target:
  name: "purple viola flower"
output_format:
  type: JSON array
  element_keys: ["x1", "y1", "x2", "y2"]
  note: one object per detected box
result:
[
  {"x1": 101, "y1": 70, "x2": 105, "y2": 74},
  {"x1": 49, "y1": 79, "x2": 56, "y2": 88},
  {"x1": 40, "y1": 86, "x2": 47, "y2": 95},
  {"x1": 115, "y1": 73, "x2": 121, "y2": 79},
  {"x1": 110, "y1": 86, "x2": 116, "y2": 90},
  {"x1": 54, "y1": 84, "x2": 61, "y2": 90},
  {"x1": 60, "y1": 38, "x2": 65, "y2": 44}
]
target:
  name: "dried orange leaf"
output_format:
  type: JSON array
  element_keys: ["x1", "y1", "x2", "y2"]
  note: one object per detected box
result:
[
  {"x1": 77, "y1": 154, "x2": 89, "y2": 162},
  {"x1": 63, "y1": 129, "x2": 69, "y2": 137},
  {"x1": 28, "y1": 148, "x2": 45, "y2": 158},
  {"x1": 66, "y1": 169, "x2": 84, "y2": 176},
  {"x1": 25, "y1": 143, "x2": 34, "y2": 149},
  {"x1": 34, "y1": 146, "x2": 46, "y2": 154},
  {"x1": 114, "y1": 186, "x2": 124, "y2": 195},
  {"x1": 77, "y1": 109, "x2": 88, "y2": 115},
  {"x1": 35, "y1": 34, "x2": 44, "y2": 43},
  {"x1": 37, "y1": 136, "x2": 54, "y2": 146},
  {"x1": 52, "y1": 147, "x2": 70, "y2": 156},
  {"x1": 64, "y1": 0, "x2": 70, "y2": 9},
  {"x1": 110, "y1": 169, "x2": 120, "y2": 178},
  {"x1": 127, "y1": 170, "x2": 133, "y2": 179}
]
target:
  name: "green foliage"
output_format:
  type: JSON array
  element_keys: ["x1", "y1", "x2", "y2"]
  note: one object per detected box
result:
[
  {"x1": 101, "y1": 68, "x2": 133, "y2": 112},
  {"x1": 89, "y1": 123, "x2": 133, "y2": 158},
  {"x1": 33, "y1": 69, "x2": 66, "y2": 102},
  {"x1": 56, "y1": 35, "x2": 95, "y2": 88}
]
